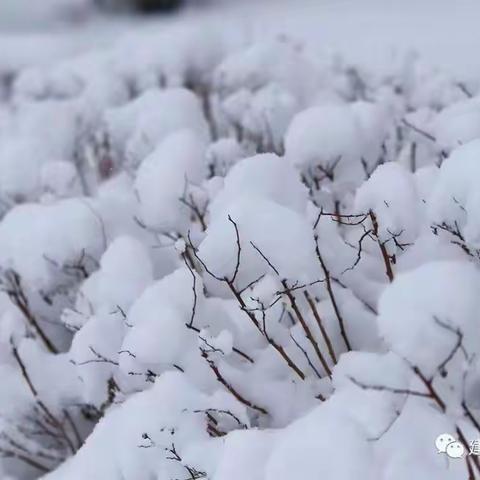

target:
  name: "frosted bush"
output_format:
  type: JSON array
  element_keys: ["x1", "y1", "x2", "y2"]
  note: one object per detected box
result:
[
  {"x1": 1, "y1": 22, "x2": 480, "y2": 480},
  {"x1": 355, "y1": 162, "x2": 423, "y2": 245},
  {"x1": 378, "y1": 261, "x2": 480, "y2": 377},
  {"x1": 285, "y1": 101, "x2": 390, "y2": 188},
  {"x1": 134, "y1": 130, "x2": 208, "y2": 232},
  {"x1": 105, "y1": 88, "x2": 210, "y2": 168},
  {"x1": 431, "y1": 97, "x2": 480, "y2": 151},
  {"x1": 429, "y1": 139, "x2": 480, "y2": 250},
  {"x1": 209, "y1": 153, "x2": 308, "y2": 218}
]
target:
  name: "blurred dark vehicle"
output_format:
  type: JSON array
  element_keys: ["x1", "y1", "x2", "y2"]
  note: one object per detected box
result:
[
  {"x1": 134, "y1": 0, "x2": 183, "y2": 12},
  {"x1": 96, "y1": 0, "x2": 184, "y2": 13}
]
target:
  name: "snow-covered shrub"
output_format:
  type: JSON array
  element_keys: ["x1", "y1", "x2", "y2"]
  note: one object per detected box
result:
[
  {"x1": 285, "y1": 101, "x2": 391, "y2": 189},
  {"x1": 1, "y1": 24, "x2": 480, "y2": 480},
  {"x1": 212, "y1": 38, "x2": 344, "y2": 155}
]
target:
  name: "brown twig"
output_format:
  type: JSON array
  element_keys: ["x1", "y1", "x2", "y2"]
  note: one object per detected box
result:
[
  {"x1": 369, "y1": 212, "x2": 394, "y2": 282},
  {"x1": 290, "y1": 334, "x2": 322, "y2": 379},
  {"x1": 11, "y1": 342, "x2": 76, "y2": 454},
  {"x1": 303, "y1": 290, "x2": 337, "y2": 364},
  {"x1": 4, "y1": 271, "x2": 58, "y2": 354},
  {"x1": 201, "y1": 350, "x2": 268, "y2": 415},
  {"x1": 0, "y1": 446, "x2": 50, "y2": 473},
  {"x1": 282, "y1": 280, "x2": 331, "y2": 377},
  {"x1": 314, "y1": 237, "x2": 352, "y2": 351}
]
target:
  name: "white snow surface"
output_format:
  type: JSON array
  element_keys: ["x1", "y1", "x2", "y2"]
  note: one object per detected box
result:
[{"x1": 1, "y1": 2, "x2": 480, "y2": 480}]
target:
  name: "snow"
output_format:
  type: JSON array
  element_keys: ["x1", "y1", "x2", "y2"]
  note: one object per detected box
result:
[
  {"x1": 355, "y1": 163, "x2": 423, "y2": 244},
  {"x1": 285, "y1": 102, "x2": 389, "y2": 186},
  {"x1": 206, "y1": 138, "x2": 244, "y2": 176},
  {"x1": 1, "y1": 2, "x2": 480, "y2": 480},
  {"x1": 120, "y1": 268, "x2": 200, "y2": 368},
  {"x1": 105, "y1": 88, "x2": 210, "y2": 167},
  {"x1": 40, "y1": 161, "x2": 81, "y2": 199},
  {"x1": 378, "y1": 261, "x2": 480, "y2": 376},
  {"x1": 214, "y1": 38, "x2": 323, "y2": 105},
  {"x1": 88, "y1": 235, "x2": 153, "y2": 313},
  {"x1": 43, "y1": 372, "x2": 210, "y2": 480},
  {"x1": 209, "y1": 153, "x2": 308, "y2": 218},
  {"x1": 333, "y1": 351, "x2": 409, "y2": 438},
  {"x1": 134, "y1": 129, "x2": 207, "y2": 232},
  {"x1": 429, "y1": 139, "x2": 480, "y2": 248},
  {"x1": 431, "y1": 97, "x2": 480, "y2": 151},
  {"x1": 0, "y1": 100, "x2": 80, "y2": 201},
  {"x1": 265, "y1": 401, "x2": 373, "y2": 480},
  {"x1": 70, "y1": 312, "x2": 124, "y2": 405},
  {"x1": 0, "y1": 199, "x2": 105, "y2": 290},
  {"x1": 210, "y1": 429, "x2": 276, "y2": 480},
  {"x1": 198, "y1": 196, "x2": 317, "y2": 284}
]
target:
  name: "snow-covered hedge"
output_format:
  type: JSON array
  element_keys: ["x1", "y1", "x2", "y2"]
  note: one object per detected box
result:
[{"x1": 0, "y1": 29, "x2": 479, "y2": 480}]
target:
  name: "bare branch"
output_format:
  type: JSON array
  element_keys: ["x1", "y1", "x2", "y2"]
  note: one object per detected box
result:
[
  {"x1": 3, "y1": 270, "x2": 58, "y2": 354},
  {"x1": 179, "y1": 194, "x2": 207, "y2": 231},
  {"x1": 369, "y1": 211, "x2": 394, "y2": 282},
  {"x1": 201, "y1": 349, "x2": 268, "y2": 415},
  {"x1": 73, "y1": 346, "x2": 119, "y2": 367},
  {"x1": 342, "y1": 228, "x2": 373, "y2": 274},
  {"x1": 304, "y1": 290, "x2": 337, "y2": 364},
  {"x1": 182, "y1": 253, "x2": 198, "y2": 328},
  {"x1": 250, "y1": 241, "x2": 279, "y2": 276},
  {"x1": 0, "y1": 446, "x2": 50, "y2": 473},
  {"x1": 433, "y1": 317, "x2": 468, "y2": 375},
  {"x1": 238, "y1": 273, "x2": 266, "y2": 295},
  {"x1": 290, "y1": 333, "x2": 322, "y2": 379},
  {"x1": 348, "y1": 375, "x2": 430, "y2": 399},
  {"x1": 367, "y1": 408, "x2": 402, "y2": 442},
  {"x1": 226, "y1": 281, "x2": 305, "y2": 379},
  {"x1": 281, "y1": 280, "x2": 331, "y2": 377},
  {"x1": 186, "y1": 231, "x2": 224, "y2": 282},
  {"x1": 228, "y1": 215, "x2": 242, "y2": 283},
  {"x1": 314, "y1": 237, "x2": 352, "y2": 351},
  {"x1": 402, "y1": 118, "x2": 436, "y2": 143},
  {"x1": 11, "y1": 341, "x2": 77, "y2": 454}
]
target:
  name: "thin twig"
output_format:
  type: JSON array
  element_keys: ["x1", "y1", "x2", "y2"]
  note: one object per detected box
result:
[
  {"x1": 201, "y1": 350, "x2": 268, "y2": 415},
  {"x1": 314, "y1": 237, "x2": 352, "y2": 351},
  {"x1": 282, "y1": 280, "x2": 331, "y2": 377},
  {"x1": 304, "y1": 290, "x2": 337, "y2": 364},
  {"x1": 369, "y1": 212, "x2": 394, "y2": 282}
]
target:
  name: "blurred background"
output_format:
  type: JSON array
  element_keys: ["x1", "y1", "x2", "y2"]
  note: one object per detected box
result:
[
  {"x1": 0, "y1": 0, "x2": 479, "y2": 85},
  {"x1": 0, "y1": 0, "x2": 190, "y2": 29}
]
